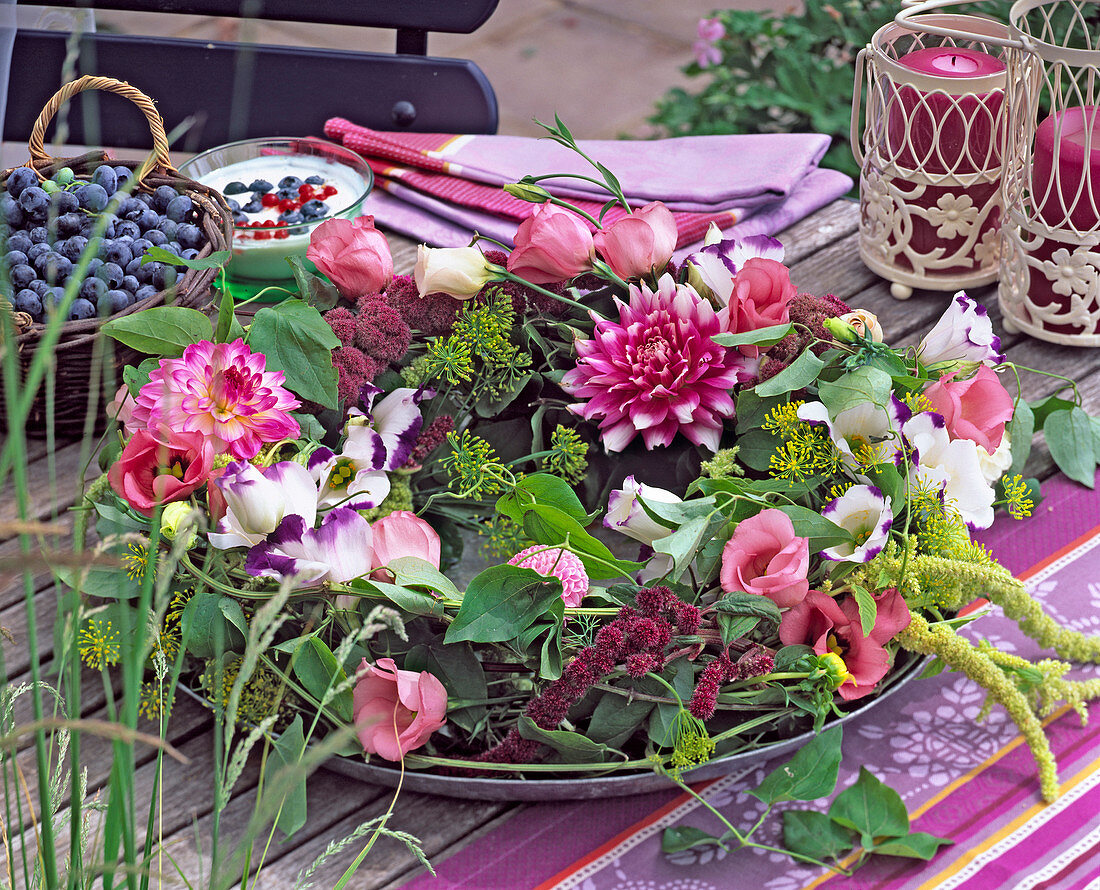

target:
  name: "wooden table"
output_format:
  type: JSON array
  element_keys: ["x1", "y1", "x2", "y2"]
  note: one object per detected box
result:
[{"x1": 3, "y1": 197, "x2": 1098, "y2": 889}]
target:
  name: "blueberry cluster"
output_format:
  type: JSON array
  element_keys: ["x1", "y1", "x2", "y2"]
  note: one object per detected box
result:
[
  {"x1": 222, "y1": 174, "x2": 331, "y2": 230},
  {"x1": 1, "y1": 163, "x2": 208, "y2": 324}
]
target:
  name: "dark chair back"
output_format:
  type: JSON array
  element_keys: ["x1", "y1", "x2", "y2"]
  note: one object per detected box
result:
[{"x1": 5, "y1": 0, "x2": 499, "y2": 151}]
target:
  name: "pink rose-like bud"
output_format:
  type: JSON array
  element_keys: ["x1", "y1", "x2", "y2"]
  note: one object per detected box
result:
[
  {"x1": 507, "y1": 202, "x2": 595, "y2": 284},
  {"x1": 923, "y1": 364, "x2": 1014, "y2": 453},
  {"x1": 107, "y1": 429, "x2": 215, "y2": 516},
  {"x1": 720, "y1": 508, "x2": 809, "y2": 608},
  {"x1": 353, "y1": 657, "x2": 447, "y2": 761},
  {"x1": 370, "y1": 510, "x2": 442, "y2": 581},
  {"x1": 306, "y1": 215, "x2": 394, "y2": 298},
  {"x1": 593, "y1": 201, "x2": 678, "y2": 280},
  {"x1": 414, "y1": 245, "x2": 497, "y2": 299},
  {"x1": 723, "y1": 257, "x2": 796, "y2": 340}
]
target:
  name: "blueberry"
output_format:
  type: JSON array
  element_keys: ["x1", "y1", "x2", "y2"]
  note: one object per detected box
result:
[
  {"x1": 135, "y1": 193, "x2": 154, "y2": 208},
  {"x1": 9, "y1": 263, "x2": 36, "y2": 290},
  {"x1": 135, "y1": 208, "x2": 160, "y2": 231},
  {"x1": 131, "y1": 237, "x2": 152, "y2": 256},
  {"x1": 247, "y1": 179, "x2": 273, "y2": 194},
  {"x1": 100, "y1": 214, "x2": 119, "y2": 239},
  {"x1": 279, "y1": 210, "x2": 304, "y2": 225},
  {"x1": 300, "y1": 199, "x2": 329, "y2": 220},
  {"x1": 0, "y1": 195, "x2": 23, "y2": 227},
  {"x1": 75, "y1": 184, "x2": 109, "y2": 212},
  {"x1": 4, "y1": 249, "x2": 28, "y2": 267},
  {"x1": 151, "y1": 263, "x2": 177, "y2": 290},
  {"x1": 276, "y1": 187, "x2": 297, "y2": 201},
  {"x1": 79, "y1": 276, "x2": 108, "y2": 302},
  {"x1": 176, "y1": 223, "x2": 203, "y2": 250},
  {"x1": 277, "y1": 175, "x2": 302, "y2": 190},
  {"x1": 69, "y1": 297, "x2": 96, "y2": 320},
  {"x1": 26, "y1": 243, "x2": 50, "y2": 263},
  {"x1": 242, "y1": 198, "x2": 263, "y2": 214},
  {"x1": 29, "y1": 226, "x2": 49, "y2": 245},
  {"x1": 35, "y1": 252, "x2": 71, "y2": 284},
  {"x1": 125, "y1": 257, "x2": 143, "y2": 278},
  {"x1": 145, "y1": 229, "x2": 169, "y2": 247},
  {"x1": 114, "y1": 166, "x2": 134, "y2": 186},
  {"x1": 91, "y1": 165, "x2": 118, "y2": 195},
  {"x1": 133, "y1": 260, "x2": 154, "y2": 284},
  {"x1": 85, "y1": 257, "x2": 103, "y2": 276},
  {"x1": 56, "y1": 212, "x2": 85, "y2": 238},
  {"x1": 6, "y1": 232, "x2": 31, "y2": 254},
  {"x1": 134, "y1": 284, "x2": 158, "y2": 303},
  {"x1": 181, "y1": 247, "x2": 200, "y2": 261},
  {"x1": 13, "y1": 288, "x2": 42, "y2": 318},
  {"x1": 232, "y1": 211, "x2": 248, "y2": 225},
  {"x1": 115, "y1": 219, "x2": 141, "y2": 240},
  {"x1": 102, "y1": 241, "x2": 133, "y2": 268},
  {"x1": 157, "y1": 218, "x2": 178, "y2": 241},
  {"x1": 54, "y1": 167, "x2": 75, "y2": 187},
  {"x1": 44, "y1": 286, "x2": 66, "y2": 309},
  {"x1": 226, "y1": 198, "x2": 240, "y2": 212},
  {"x1": 119, "y1": 197, "x2": 145, "y2": 218},
  {"x1": 164, "y1": 194, "x2": 192, "y2": 223},
  {"x1": 152, "y1": 185, "x2": 178, "y2": 211},
  {"x1": 7, "y1": 167, "x2": 38, "y2": 198},
  {"x1": 106, "y1": 289, "x2": 131, "y2": 313},
  {"x1": 223, "y1": 181, "x2": 248, "y2": 195},
  {"x1": 304, "y1": 175, "x2": 324, "y2": 186},
  {"x1": 96, "y1": 261, "x2": 125, "y2": 289},
  {"x1": 57, "y1": 236, "x2": 89, "y2": 263},
  {"x1": 121, "y1": 274, "x2": 139, "y2": 293},
  {"x1": 51, "y1": 190, "x2": 79, "y2": 214},
  {"x1": 18, "y1": 186, "x2": 50, "y2": 220}
]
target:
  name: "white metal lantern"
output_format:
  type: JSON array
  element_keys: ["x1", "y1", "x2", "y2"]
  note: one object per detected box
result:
[{"x1": 852, "y1": 12, "x2": 1010, "y2": 300}]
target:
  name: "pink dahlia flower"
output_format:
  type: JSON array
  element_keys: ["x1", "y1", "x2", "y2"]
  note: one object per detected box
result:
[
  {"x1": 508, "y1": 545, "x2": 589, "y2": 607},
  {"x1": 561, "y1": 274, "x2": 750, "y2": 452},
  {"x1": 131, "y1": 339, "x2": 300, "y2": 460}
]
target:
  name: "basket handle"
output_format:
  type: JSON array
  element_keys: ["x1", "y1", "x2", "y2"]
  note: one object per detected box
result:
[{"x1": 27, "y1": 75, "x2": 174, "y2": 184}]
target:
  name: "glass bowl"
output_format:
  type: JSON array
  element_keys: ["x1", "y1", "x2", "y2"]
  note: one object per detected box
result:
[{"x1": 179, "y1": 137, "x2": 372, "y2": 290}]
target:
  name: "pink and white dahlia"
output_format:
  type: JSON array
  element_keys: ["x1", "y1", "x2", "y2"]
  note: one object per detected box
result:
[
  {"x1": 508, "y1": 545, "x2": 589, "y2": 607},
  {"x1": 132, "y1": 339, "x2": 300, "y2": 460},
  {"x1": 561, "y1": 274, "x2": 750, "y2": 452}
]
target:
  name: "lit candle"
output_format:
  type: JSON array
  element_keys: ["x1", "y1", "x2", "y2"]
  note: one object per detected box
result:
[{"x1": 1032, "y1": 105, "x2": 1100, "y2": 230}]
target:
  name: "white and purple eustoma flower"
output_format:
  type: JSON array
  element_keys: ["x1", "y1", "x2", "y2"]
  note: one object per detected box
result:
[
  {"x1": 246, "y1": 506, "x2": 374, "y2": 586},
  {"x1": 902, "y1": 412, "x2": 996, "y2": 529},
  {"x1": 820, "y1": 484, "x2": 894, "y2": 563},
  {"x1": 307, "y1": 446, "x2": 391, "y2": 511},
  {"x1": 208, "y1": 461, "x2": 318, "y2": 550},
  {"x1": 343, "y1": 385, "x2": 430, "y2": 472},
  {"x1": 684, "y1": 227, "x2": 785, "y2": 307},
  {"x1": 604, "y1": 475, "x2": 682, "y2": 546},
  {"x1": 918, "y1": 291, "x2": 1005, "y2": 368},
  {"x1": 797, "y1": 396, "x2": 910, "y2": 470}
]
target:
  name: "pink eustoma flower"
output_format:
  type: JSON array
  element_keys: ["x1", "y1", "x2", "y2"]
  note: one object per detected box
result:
[
  {"x1": 371, "y1": 510, "x2": 442, "y2": 579},
  {"x1": 720, "y1": 257, "x2": 797, "y2": 355},
  {"x1": 720, "y1": 508, "x2": 809, "y2": 608},
  {"x1": 107, "y1": 429, "x2": 214, "y2": 516},
  {"x1": 131, "y1": 339, "x2": 300, "y2": 461},
  {"x1": 307, "y1": 215, "x2": 393, "y2": 298},
  {"x1": 779, "y1": 588, "x2": 911, "y2": 700},
  {"x1": 593, "y1": 201, "x2": 678, "y2": 280},
  {"x1": 507, "y1": 202, "x2": 595, "y2": 284},
  {"x1": 562, "y1": 274, "x2": 750, "y2": 452},
  {"x1": 353, "y1": 657, "x2": 447, "y2": 761},
  {"x1": 923, "y1": 364, "x2": 1014, "y2": 453}
]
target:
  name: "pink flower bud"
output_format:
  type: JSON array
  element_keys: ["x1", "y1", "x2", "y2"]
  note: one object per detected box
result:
[
  {"x1": 507, "y1": 202, "x2": 595, "y2": 284},
  {"x1": 353, "y1": 657, "x2": 447, "y2": 760},
  {"x1": 306, "y1": 215, "x2": 393, "y2": 298},
  {"x1": 593, "y1": 201, "x2": 678, "y2": 280}
]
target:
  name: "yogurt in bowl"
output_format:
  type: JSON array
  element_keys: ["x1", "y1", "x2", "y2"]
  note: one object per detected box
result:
[{"x1": 180, "y1": 137, "x2": 372, "y2": 287}]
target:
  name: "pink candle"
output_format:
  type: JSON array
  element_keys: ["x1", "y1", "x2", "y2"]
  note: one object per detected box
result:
[
  {"x1": 887, "y1": 46, "x2": 1006, "y2": 175},
  {"x1": 1033, "y1": 105, "x2": 1100, "y2": 230}
]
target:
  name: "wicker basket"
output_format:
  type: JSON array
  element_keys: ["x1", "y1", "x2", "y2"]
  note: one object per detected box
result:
[{"x1": 1, "y1": 76, "x2": 233, "y2": 437}]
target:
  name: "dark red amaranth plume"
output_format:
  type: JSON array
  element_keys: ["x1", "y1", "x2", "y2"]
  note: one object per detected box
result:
[
  {"x1": 405, "y1": 414, "x2": 455, "y2": 468},
  {"x1": 481, "y1": 249, "x2": 571, "y2": 318},
  {"x1": 759, "y1": 292, "x2": 853, "y2": 381},
  {"x1": 384, "y1": 273, "x2": 464, "y2": 336},
  {"x1": 333, "y1": 347, "x2": 382, "y2": 407},
  {"x1": 353, "y1": 296, "x2": 412, "y2": 363}
]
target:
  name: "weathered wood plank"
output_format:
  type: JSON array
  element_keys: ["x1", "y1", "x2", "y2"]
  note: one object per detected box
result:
[{"x1": 0, "y1": 442, "x2": 93, "y2": 528}]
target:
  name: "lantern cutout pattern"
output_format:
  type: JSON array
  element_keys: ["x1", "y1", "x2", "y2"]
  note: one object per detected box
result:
[
  {"x1": 852, "y1": 13, "x2": 1010, "y2": 300},
  {"x1": 996, "y1": 0, "x2": 1100, "y2": 345}
]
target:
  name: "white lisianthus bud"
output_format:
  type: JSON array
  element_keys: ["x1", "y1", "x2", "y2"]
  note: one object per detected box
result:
[
  {"x1": 160, "y1": 501, "x2": 199, "y2": 549},
  {"x1": 604, "y1": 475, "x2": 682, "y2": 546},
  {"x1": 414, "y1": 245, "x2": 497, "y2": 299},
  {"x1": 840, "y1": 309, "x2": 884, "y2": 343}
]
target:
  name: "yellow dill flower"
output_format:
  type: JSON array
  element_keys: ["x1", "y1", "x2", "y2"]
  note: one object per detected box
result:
[
  {"x1": 544, "y1": 425, "x2": 589, "y2": 484},
  {"x1": 668, "y1": 711, "x2": 716, "y2": 780},
  {"x1": 166, "y1": 587, "x2": 194, "y2": 626},
  {"x1": 826, "y1": 481, "x2": 853, "y2": 502},
  {"x1": 138, "y1": 680, "x2": 173, "y2": 722},
  {"x1": 769, "y1": 440, "x2": 814, "y2": 483},
  {"x1": 1002, "y1": 474, "x2": 1035, "y2": 520},
  {"x1": 123, "y1": 541, "x2": 151, "y2": 582},
  {"x1": 479, "y1": 514, "x2": 533, "y2": 561},
  {"x1": 441, "y1": 430, "x2": 509, "y2": 497},
  {"x1": 200, "y1": 657, "x2": 287, "y2": 726},
  {"x1": 797, "y1": 426, "x2": 843, "y2": 474},
  {"x1": 453, "y1": 291, "x2": 513, "y2": 355},
  {"x1": 401, "y1": 354, "x2": 433, "y2": 389},
  {"x1": 762, "y1": 400, "x2": 805, "y2": 438},
  {"x1": 78, "y1": 619, "x2": 121, "y2": 670},
  {"x1": 424, "y1": 335, "x2": 475, "y2": 384}
]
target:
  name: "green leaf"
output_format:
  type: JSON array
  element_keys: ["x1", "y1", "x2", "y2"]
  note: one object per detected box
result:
[
  {"x1": 651, "y1": 513, "x2": 725, "y2": 582},
  {"x1": 497, "y1": 473, "x2": 594, "y2": 526},
  {"x1": 122, "y1": 359, "x2": 156, "y2": 397},
  {"x1": 405, "y1": 641, "x2": 487, "y2": 733},
  {"x1": 753, "y1": 348, "x2": 826, "y2": 397},
  {"x1": 180, "y1": 591, "x2": 247, "y2": 658},
  {"x1": 735, "y1": 389, "x2": 784, "y2": 433},
  {"x1": 292, "y1": 411, "x2": 326, "y2": 441},
  {"x1": 1007, "y1": 399, "x2": 1035, "y2": 478},
  {"x1": 444, "y1": 564, "x2": 563, "y2": 644},
  {"x1": 291, "y1": 637, "x2": 352, "y2": 722},
  {"x1": 734, "y1": 427, "x2": 779, "y2": 471},
  {"x1": 851, "y1": 584, "x2": 878, "y2": 638},
  {"x1": 872, "y1": 832, "x2": 953, "y2": 860},
  {"x1": 647, "y1": 659, "x2": 696, "y2": 747},
  {"x1": 517, "y1": 715, "x2": 609, "y2": 762},
  {"x1": 782, "y1": 810, "x2": 856, "y2": 862},
  {"x1": 750, "y1": 726, "x2": 843, "y2": 804},
  {"x1": 777, "y1": 504, "x2": 852, "y2": 549},
  {"x1": 661, "y1": 826, "x2": 726, "y2": 854},
  {"x1": 102, "y1": 306, "x2": 214, "y2": 356},
  {"x1": 712, "y1": 591, "x2": 782, "y2": 627},
  {"x1": 142, "y1": 245, "x2": 232, "y2": 271},
  {"x1": 712, "y1": 323, "x2": 794, "y2": 348},
  {"x1": 522, "y1": 504, "x2": 641, "y2": 580},
  {"x1": 587, "y1": 691, "x2": 654, "y2": 746},
  {"x1": 1044, "y1": 407, "x2": 1096, "y2": 488},
  {"x1": 829, "y1": 766, "x2": 911, "y2": 841},
  {"x1": 54, "y1": 565, "x2": 136, "y2": 601},
  {"x1": 270, "y1": 715, "x2": 308, "y2": 838},
  {"x1": 1030, "y1": 394, "x2": 1075, "y2": 429},
  {"x1": 286, "y1": 254, "x2": 340, "y2": 311},
  {"x1": 385, "y1": 555, "x2": 463, "y2": 601},
  {"x1": 247, "y1": 299, "x2": 340, "y2": 408},
  {"x1": 716, "y1": 614, "x2": 761, "y2": 646},
  {"x1": 214, "y1": 288, "x2": 245, "y2": 343},
  {"x1": 351, "y1": 578, "x2": 443, "y2": 618},
  {"x1": 818, "y1": 366, "x2": 893, "y2": 416}
]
